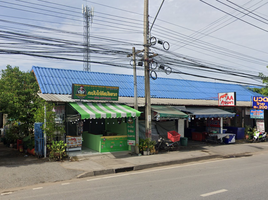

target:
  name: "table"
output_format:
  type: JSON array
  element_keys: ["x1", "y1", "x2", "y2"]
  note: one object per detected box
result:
[{"x1": 208, "y1": 133, "x2": 236, "y2": 144}]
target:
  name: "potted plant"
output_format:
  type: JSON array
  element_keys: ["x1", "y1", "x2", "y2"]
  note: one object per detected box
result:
[
  {"x1": 5, "y1": 129, "x2": 15, "y2": 147},
  {"x1": 149, "y1": 140, "x2": 156, "y2": 154},
  {"x1": 245, "y1": 125, "x2": 254, "y2": 140},
  {"x1": 47, "y1": 140, "x2": 67, "y2": 161},
  {"x1": 23, "y1": 135, "x2": 35, "y2": 155},
  {"x1": 139, "y1": 138, "x2": 151, "y2": 155}
]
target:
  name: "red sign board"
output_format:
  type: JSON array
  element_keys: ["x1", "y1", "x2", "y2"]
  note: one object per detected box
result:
[{"x1": 218, "y1": 92, "x2": 236, "y2": 106}]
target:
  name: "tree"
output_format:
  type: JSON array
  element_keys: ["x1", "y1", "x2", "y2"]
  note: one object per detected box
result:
[
  {"x1": 34, "y1": 101, "x2": 65, "y2": 143},
  {"x1": 0, "y1": 65, "x2": 41, "y2": 135},
  {"x1": 251, "y1": 70, "x2": 268, "y2": 95}
]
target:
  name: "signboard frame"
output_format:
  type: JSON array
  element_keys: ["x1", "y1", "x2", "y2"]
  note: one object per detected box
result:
[
  {"x1": 218, "y1": 92, "x2": 236, "y2": 107},
  {"x1": 126, "y1": 117, "x2": 136, "y2": 146},
  {"x1": 250, "y1": 109, "x2": 264, "y2": 119},
  {"x1": 72, "y1": 84, "x2": 119, "y2": 101},
  {"x1": 252, "y1": 96, "x2": 268, "y2": 110}
]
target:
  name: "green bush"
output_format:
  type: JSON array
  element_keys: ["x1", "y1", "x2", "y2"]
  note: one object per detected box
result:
[
  {"x1": 22, "y1": 135, "x2": 35, "y2": 149},
  {"x1": 47, "y1": 140, "x2": 67, "y2": 161}
]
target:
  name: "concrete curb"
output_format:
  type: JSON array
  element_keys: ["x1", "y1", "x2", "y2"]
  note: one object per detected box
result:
[
  {"x1": 134, "y1": 155, "x2": 221, "y2": 171},
  {"x1": 76, "y1": 155, "x2": 221, "y2": 179}
]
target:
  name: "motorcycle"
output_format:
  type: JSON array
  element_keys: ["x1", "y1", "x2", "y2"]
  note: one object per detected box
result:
[
  {"x1": 155, "y1": 137, "x2": 180, "y2": 151},
  {"x1": 252, "y1": 131, "x2": 267, "y2": 142}
]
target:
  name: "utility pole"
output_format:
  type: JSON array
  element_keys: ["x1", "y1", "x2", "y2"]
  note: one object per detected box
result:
[
  {"x1": 144, "y1": 0, "x2": 151, "y2": 139},
  {"x1": 44, "y1": 103, "x2": 47, "y2": 158},
  {"x1": 82, "y1": 5, "x2": 93, "y2": 71},
  {"x1": 127, "y1": 48, "x2": 144, "y2": 154},
  {"x1": 133, "y1": 47, "x2": 144, "y2": 154}
]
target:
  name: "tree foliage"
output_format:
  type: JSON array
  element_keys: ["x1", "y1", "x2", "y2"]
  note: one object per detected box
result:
[
  {"x1": 0, "y1": 65, "x2": 41, "y2": 134},
  {"x1": 34, "y1": 102, "x2": 65, "y2": 143},
  {"x1": 252, "y1": 68, "x2": 268, "y2": 96}
]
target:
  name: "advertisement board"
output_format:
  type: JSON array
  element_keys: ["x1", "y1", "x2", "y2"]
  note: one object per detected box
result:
[
  {"x1": 66, "y1": 136, "x2": 82, "y2": 151},
  {"x1": 252, "y1": 96, "x2": 268, "y2": 110},
  {"x1": 126, "y1": 117, "x2": 136, "y2": 146},
  {"x1": 72, "y1": 84, "x2": 119, "y2": 101},
  {"x1": 218, "y1": 92, "x2": 236, "y2": 106},
  {"x1": 250, "y1": 109, "x2": 264, "y2": 119},
  {"x1": 256, "y1": 120, "x2": 265, "y2": 132},
  {"x1": 100, "y1": 136, "x2": 128, "y2": 152}
]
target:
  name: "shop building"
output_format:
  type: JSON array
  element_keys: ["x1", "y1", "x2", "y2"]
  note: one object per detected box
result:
[{"x1": 32, "y1": 66, "x2": 262, "y2": 151}]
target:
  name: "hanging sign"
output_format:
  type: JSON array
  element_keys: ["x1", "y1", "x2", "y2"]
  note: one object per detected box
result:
[
  {"x1": 207, "y1": 118, "x2": 221, "y2": 128},
  {"x1": 72, "y1": 84, "x2": 119, "y2": 101},
  {"x1": 127, "y1": 117, "x2": 136, "y2": 146},
  {"x1": 218, "y1": 92, "x2": 236, "y2": 106},
  {"x1": 250, "y1": 109, "x2": 264, "y2": 119},
  {"x1": 256, "y1": 120, "x2": 265, "y2": 132},
  {"x1": 252, "y1": 96, "x2": 268, "y2": 110}
]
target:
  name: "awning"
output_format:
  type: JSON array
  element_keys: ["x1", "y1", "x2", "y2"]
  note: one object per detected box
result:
[
  {"x1": 151, "y1": 105, "x2": 188, "y2": 119},
  {"x1": 176, "y1": 107, "x2": 235, "y2": 118},
  {"x1": 69, "y1": 102, "x2": 141, "y2": 119}
]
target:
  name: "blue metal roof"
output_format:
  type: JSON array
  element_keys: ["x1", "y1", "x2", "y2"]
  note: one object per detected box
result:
[{"x1": 31, "y1": 66, "x2": 261, "y2": 101}]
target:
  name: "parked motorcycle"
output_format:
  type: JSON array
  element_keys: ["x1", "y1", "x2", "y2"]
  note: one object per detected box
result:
[
  {"x1": 252, "y1": 131, "x2": 267, "y2": 142},
  {"x1": 155, "y1": 137, "x2": 180, "y2": 151}
]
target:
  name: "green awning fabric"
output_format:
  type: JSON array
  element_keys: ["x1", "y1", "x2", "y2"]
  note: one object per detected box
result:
[
  {"x1": 151, "y1": 105, "x2": 188, "y2": 119},
  {"x1": 69, "y1": 102, "x2": 141, "y2": 119}
]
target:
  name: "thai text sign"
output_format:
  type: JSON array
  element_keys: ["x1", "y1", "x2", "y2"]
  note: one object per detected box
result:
[
  {"x1": 72, "y1": 84, "x2": 119, "y2": 101},
  {"x1": 252, "y1": 96, "x2": 268, "y2": 110},
  {"x1": 250, "y1": 109, "x2": 264, "y2": 119},
  {"x1": 218, "y1": 92, "x2": 236, "y2": 106},
  {"x1": 100, "y1": 136, "x2": 128, "y2": 152},
  {"x1": 127, "y1": 117, "x2": 136, "y2": 146},
  {"x1": 207, "y1": 118, "x2": 220, "y2": 128}
]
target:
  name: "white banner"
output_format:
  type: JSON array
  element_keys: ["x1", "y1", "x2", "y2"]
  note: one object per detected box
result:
[{"x1": 218, "y1": 92, "x2": 236, "y2": 106}]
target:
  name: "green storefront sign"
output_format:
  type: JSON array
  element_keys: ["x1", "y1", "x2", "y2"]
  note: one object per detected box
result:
[
  {"x1": 72, "y1": 84, "x2": 119, "y2": 101},
  {"x1": 101, "y1": 136, "x2": 128, "y2": 152},
  {"x1": 127, "y1": 117, "x2": 136, "y2": 145}
]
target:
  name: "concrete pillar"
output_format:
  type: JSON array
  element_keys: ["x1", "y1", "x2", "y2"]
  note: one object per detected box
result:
[{"x1": 178, "y1": 119, "x2": 185, "y2": 137}]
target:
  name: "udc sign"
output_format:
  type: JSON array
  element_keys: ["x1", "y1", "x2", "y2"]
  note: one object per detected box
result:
[{"x1": 252, "y1": 96, "x2": 268, "y2": 110}]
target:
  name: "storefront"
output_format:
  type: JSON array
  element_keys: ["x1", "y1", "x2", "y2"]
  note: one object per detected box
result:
[
  {"x1": 151, "y1": 105, "x2": 188, "y2": 137},
  {"x1": 66, "y1": 102, "x2": 141, "y2": 153},
  {"x1": 175, "y1": 106, "x2": 236, "y2": 141}
]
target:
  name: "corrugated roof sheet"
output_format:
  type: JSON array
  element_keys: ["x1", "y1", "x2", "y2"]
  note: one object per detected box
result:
[{"x1": 32, "y1": 66, "x2": 261, "y2": 101}]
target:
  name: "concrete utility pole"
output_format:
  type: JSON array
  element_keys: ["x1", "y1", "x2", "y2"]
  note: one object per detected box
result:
[
  {"x1": 144, "y1": 0, "x2": 151, "y2": 139},
  {"x1": 132, "y1": 47, "x2": 144, "y2": 154},
  {"x1": 127, "y1": 48, "x2": 144, "y2": 154}
]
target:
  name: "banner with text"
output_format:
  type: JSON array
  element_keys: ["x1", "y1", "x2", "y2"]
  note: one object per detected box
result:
[
  {"x1": 127, "y1": 117, "x2": 136, "y2": 146},
  {"x1": 250, "y1": 109, "x2": 264, "y2": 119},
  {"x1": 252, "y1": 96, "x2": 268, "y2": 110},
  {"x1": 218, "y1": 92, "x2": 236, "y2": 106},
  {"x1": 72, "y1": 84, "x2": 119, "y2": 101}
]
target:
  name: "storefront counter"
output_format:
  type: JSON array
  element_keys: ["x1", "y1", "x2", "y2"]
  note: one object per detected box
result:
[{"x1": 82, "y1": 132, "x2": 129, "y2": 153}]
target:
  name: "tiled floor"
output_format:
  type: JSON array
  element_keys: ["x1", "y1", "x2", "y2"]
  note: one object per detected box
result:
[{"x1": 67, "y1": 146, "x2": 101, "y2": 157}]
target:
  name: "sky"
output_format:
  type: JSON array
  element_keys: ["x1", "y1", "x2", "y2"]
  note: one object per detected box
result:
[{"x1": 1, "y1": 0, "x2": 268, "y2": 86}]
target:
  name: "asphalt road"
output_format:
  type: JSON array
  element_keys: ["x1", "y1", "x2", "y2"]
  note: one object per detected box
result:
[{"x1": 2, "y1": 152, "x2": 268, "y2": 200}]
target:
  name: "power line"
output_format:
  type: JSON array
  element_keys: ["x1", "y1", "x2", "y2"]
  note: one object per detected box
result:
[{"x1": 200, "y1": 0, "x2": 268, "y2": 33}]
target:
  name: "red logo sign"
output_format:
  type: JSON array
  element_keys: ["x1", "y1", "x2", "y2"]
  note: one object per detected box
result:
[{"x1": 218, "y1": 92, "x2": 236, "y2": 106}]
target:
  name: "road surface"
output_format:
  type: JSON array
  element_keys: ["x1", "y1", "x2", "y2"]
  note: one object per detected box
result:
[{"x1": 1, "y1": 152, "x2": 268, "y2": 200}]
